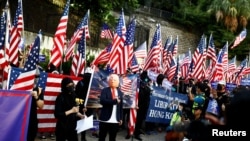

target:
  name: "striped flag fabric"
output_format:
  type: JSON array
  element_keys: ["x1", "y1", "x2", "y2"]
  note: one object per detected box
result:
[
  {"x1": 207, "y1": 34, "x2": 217, "y2": 65},
  {"x1": 228, "y1": 56, "x2": 237, "y2": 73},
  {"x1": 64, "y1": 10, "x2": 90, "y2": 62},
  {"x1": 162, "y1": 36, "x2": 172, "y2": 67},
  {"x1": 48, "y1": 0, "x2": 70, "y2": 68},
  {"x1": 163, "y1": 37, "x2": 177, "y2": 74},
  {"x1": 70, "y1": 31, "x2": 86, "y2": 76},
  {"x1": 191, "y1": 35, "x2": 206, "y2": 80},
  {"x1": 166, "y1": 58, "x2": 177, "y2": 82},
  {"x1": 107, "y1": 9, "x2": 126, "y2": 74},
  {"x1": 100, "y1": 23, "x2": 113, "y2": 39},
  {"x1": 143, "y1": 24, "x2": 161, "y2": 71},
  {"x1": 0, "y1": 12, "x2": 8, "y2": 70},
  {"x1": 231, "y1": 28, "x2": 247, "y2": 49},
  {"x1": 180, "y1": 50, "x2": 191, "y2": 78},
  {"x1": 134, "y1": 41, "x2": 147, "y2": 59},
  {"x1": 9, "y1": 0, "x2": 23, "y2": 66},
  {"x1": 9, "y1": 32, "x2": 41, "y2": 91},
  {"x1": 211, "y1": 47, "x2": 226, "y2": 81},
  {"x1": 124, "y1": 19, "x2": 136, "y2": 71},
  {"x1": 172, "y1": 36, "x2": 178, "y2": 57},
  {"x1": 3, "y1": 0, "x2": 11, "y2": 63},
  {"x1": 36, "y1": 72, "x2": 81, "y2": 132},
  {"x1": 7, "y1": 67, "x2": 81, "y2": 132},
  {"x1": 92, "y1": 43, "x2": 112, "y2": 66},
  {"x1": 120, "y1": 75, "x2": 133, "y2": 96},
  {"x1": 128, "y1": 75, "x2": 139, "y2": 136},
  {"x1": 130, "y1": 54, "x2": 139, "y2": 73}
]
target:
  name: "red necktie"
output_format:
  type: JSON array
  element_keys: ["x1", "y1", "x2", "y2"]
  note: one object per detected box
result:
[{"x1": 111, "y1": 88, "x2": 116, "y2": 99}]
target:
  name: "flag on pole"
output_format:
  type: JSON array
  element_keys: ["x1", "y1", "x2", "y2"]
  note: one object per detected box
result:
[
  {"x1": 64, "y1": 10, "x2": 90, "y2": 62},
  {"x1": 9, "y1": 31, "x2": 41, "y2": 91},
  {"x1": 92, "y1": 43, "x2": 112, "y2": 66},
  {"x1": 128, "y1": 75, "x2": 140, "y2": 135},
  {"x1": 231, "y1": 28, "x2": 247, "y2": 49},
  {"x1": 191, "y1": 35, "x2": 206, "y2": 80},
  {"x1": 143, "y1": 24, "x2": 161, "y2": 71},
  {"x1": 9, "y1": 0, "x2": 23, "y2": 66},
  {"x1": 48, "y1": 0, "x2": 70, "y2": 68},
  {"x1": 0, "y1": 12, "x2": 8, "y2": 70},
  {"x1": 7, "y1": 66, "x2": 82, "y2": 132},
  {"x1": 100, "y1": 23, "x2": 113, "y2": 39},
  {"x1": 124, "y1": 18, "x2": 136, "y2": 71},
  {"x1": 107, "y1": 9, "x2": 126, "y2": 74},
  {"x1": 134, "y1": 41, "x2": 147, "y2": 59},
  {"x1": 70, "y1": 31, "x2": 86, "y2": 76}
]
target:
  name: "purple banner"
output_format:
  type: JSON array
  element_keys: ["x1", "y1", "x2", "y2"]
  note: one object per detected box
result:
[{"x1": 0, "y1": 90, "x2": 32, "y2": 141}]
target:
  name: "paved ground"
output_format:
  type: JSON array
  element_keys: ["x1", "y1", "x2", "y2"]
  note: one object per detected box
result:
[{"x1": 35, "y1": 129, "x2": 166, "y2": 141}]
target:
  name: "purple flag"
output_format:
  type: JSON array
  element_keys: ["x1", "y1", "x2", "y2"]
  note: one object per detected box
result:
[{"x1": 0, "y1": 90, "x2": 32, "y2": 141}]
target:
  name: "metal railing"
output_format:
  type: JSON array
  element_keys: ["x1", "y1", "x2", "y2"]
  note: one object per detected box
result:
[{"x1": 135, "y1": 6, "x2": 174, "y2": 20}]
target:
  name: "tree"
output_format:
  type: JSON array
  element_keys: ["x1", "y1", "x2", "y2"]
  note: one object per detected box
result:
[{"x1": 207, "y1": 0, "x2": 250, "y2": 32}]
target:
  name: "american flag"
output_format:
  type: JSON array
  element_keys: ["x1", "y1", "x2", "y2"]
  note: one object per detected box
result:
[
  {"x1": 100, "y1": 23, "x2": 113, "y2": 39},
  {"x1": 211, "y1": 48, "x2": 225, "y2": 81},
  {"x1": 166, "y1": 58, "x2": 177, "y2": 82},
  {"x1": 233, "y1": 58, "x2": 248, "y2": 83},
  {"x1": 134, "y1": 41, "x2": 147, "y2": 59},
  {"x1": 235, "y1": 58, "x2": 248, "y2": 75},
  {"x1": 70, "y1": 31, "x2": 86, "y2": 76},
  {"x1": 180, "y1": 50, "x2": 191, "y2": 78},
  {"x1": 2, "y1": 1, "x2": 11, "y2": 64},
  {"x1": 128, "y1": 75, "x2": 140, "y2": 135},
  {"x1": 9, "y1": 32, "x2": 40, "y2": 91},
  {"x1": 172, "y1": 36, "x2": 178, "y2": 57},
  {"x1": 124, "y1": 19, "x2": 136, "y2": 71},
  {"x1": 221, "y1": 42, "x2": 229, "y2": 72},
  {"x1": 227, "y1": 56, "x2": 237, "y2": 83},
  {"x1": 92, "y1": 43, "x2": 112, "y2": 65},
  {"x1": 163, "y1": 37, "x2": 176, "y2": 74},
  {"x1": 9, "y1": 0, "x2": 23, "y2": 66},
  {"x1": 130, "y1": 54, "x2": 139, "y2": 73},
  {"x1": 92, "y1": 43, "x2": 112, "y2": 66},
  {"x1": 36, "y1": 72, "x2": 81, "y2": 132},
  {"x1": 7, "y1": 68, "x2": 81, "y2": 132},
  {"x1": 207, "y1": 34, "x2": 217, "y2": 65},
  {"x1": 192, "y1": 35, "x2": 206, "y2": 80},
  {"x1": 107, "y1": 9, "x2": 126, "y2": 74},
  {"x1": 48, "y1": 0, "x2": 70, "y2": 68},
  {"x1": 0, "y1": 12, "x2": 8, "y2": 70},
  {"x1": 64, "y1": 10, "x2": 90, "y2": 62},
  {"x1": 231, "y1": 28, "x2": 247, "y2": 49},
  {"x1": 143, "y1": 24, "x2": 161, "y2": 71},
  {"x1": 162, "y1": 36, "x2": 172, "y2": 67},
  {"x1": 120, "y1": 75, "x2": 133, "y2": 95},
  {"x1": 228, "y1": 56, "x2": 236, "y2": 73}
]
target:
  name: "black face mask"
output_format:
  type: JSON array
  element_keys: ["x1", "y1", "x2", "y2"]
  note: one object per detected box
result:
[{"x1": 66, "y1": 86, "x2": 75, "y2": 93}]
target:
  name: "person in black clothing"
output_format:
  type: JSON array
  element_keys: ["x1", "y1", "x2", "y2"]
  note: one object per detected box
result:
[
  {"x1": 75, "y1": 73, "x2": 92, "y2": 141},
  {"x1": 132, "y1": 76, "x2": 152, "y2": 141},
  {"x1": 27, "y1": 85, "x2": 44, "y2": 141},
  {"x1": 54, "y1": 77, "x2": 84, "y2": 141}
]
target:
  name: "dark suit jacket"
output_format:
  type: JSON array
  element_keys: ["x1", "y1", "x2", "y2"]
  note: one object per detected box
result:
[{"x1": 99, "y1": 87, "x2": 123, "y2": 122}]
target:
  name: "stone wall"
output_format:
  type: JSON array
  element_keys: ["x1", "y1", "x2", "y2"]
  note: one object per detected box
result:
[{"x1": 134, "y1": 13, "x2": 200, "y2": 55}]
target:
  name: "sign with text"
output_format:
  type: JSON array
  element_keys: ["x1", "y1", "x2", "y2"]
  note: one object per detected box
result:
[{"x1": 145, "y1": 86, "x2": 188, "y2": 124}]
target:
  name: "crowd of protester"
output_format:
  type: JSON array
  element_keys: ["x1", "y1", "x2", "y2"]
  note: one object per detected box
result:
[{"x1": 4, "y1": 62, "x2": 250, "y2": 141}]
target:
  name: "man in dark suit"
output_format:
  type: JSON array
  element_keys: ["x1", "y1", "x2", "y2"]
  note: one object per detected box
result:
[{"x1": 98, "y1": 73, "x2": 123, "y2": 141}]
